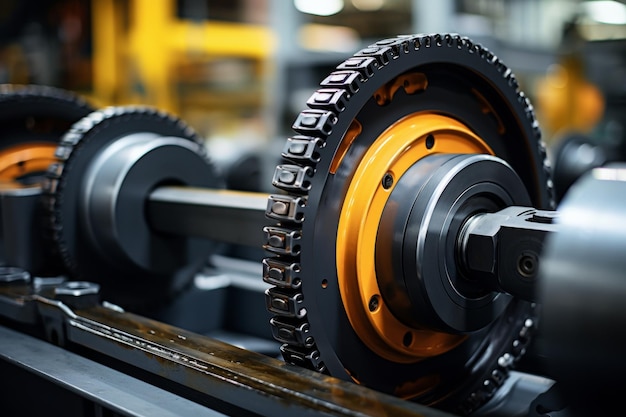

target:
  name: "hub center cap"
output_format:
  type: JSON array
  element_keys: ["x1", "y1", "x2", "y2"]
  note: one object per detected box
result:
[{"x1": 377, "y1": 153, "x2": 531, "y2": 334}]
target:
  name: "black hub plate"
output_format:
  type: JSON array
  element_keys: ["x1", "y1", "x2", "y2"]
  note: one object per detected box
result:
[{"x1": 43, "y1": 106, "x2": 220, "y2": 312}]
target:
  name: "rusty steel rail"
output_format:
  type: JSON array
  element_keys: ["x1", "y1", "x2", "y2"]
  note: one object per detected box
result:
[{"x1": 0, "y1": 280, "x2": 453, "y2": 417}]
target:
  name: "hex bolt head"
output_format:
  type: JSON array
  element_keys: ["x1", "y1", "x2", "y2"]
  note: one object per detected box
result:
[
  {"x1": 54, "y1": 281, "x2": 100, "y2": 309},
  {"x1": 462, "y1": 214, "x2": 500, "y2": 279},
  {"x1": 465, "y1": 232, "x2": 498, "y2": 275},
  {"x1": 0, "y1": 266, "x2": 31, "y2": 284}
]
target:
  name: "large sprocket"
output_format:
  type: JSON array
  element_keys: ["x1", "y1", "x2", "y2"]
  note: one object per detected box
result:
[
  {"x1": 0, "y1": 84, "x2": 94, "y2": 183},
  {"x1": 42, "y1": 106, "x2": 220, "y2": 311},
  {"x1": 263, "y1": 34, "x2": 554, "y2": 415}
]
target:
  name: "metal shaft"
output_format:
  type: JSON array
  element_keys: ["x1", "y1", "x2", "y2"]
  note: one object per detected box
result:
[
  {"x1": 458, "y1": 206, "x2": 559, "y2": 302},
  {"x1": 147, "y1": 185, "x2": 269, "y2": 248}
]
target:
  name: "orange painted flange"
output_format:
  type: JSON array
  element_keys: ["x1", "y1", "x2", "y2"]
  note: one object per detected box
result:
[
  {"x1": 336, "y1": 112, "x2": 493, "y2": 364},
  {"x1": 0, "y1": 143, "x2": 58, "y2": 182}
]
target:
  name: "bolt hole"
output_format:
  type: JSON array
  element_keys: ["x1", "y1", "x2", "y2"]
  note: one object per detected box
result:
[
  {"x1": 382, "y1": 172, "x2": 394, "y2": 189},
  {"x1": 368, "y1": 294, "x2": 380, "y2": 312},
  {"x1": 517, "y1": 253, "x2": 538, "y2": 278},
  {"x1": 403, "y1": 331, "x2": 413, "y2": 347},
  {"x1": 321, "y1": 279, "x2": 328, "y2": 289},
  {"x1": 425, "y1": 134, "x2": 435, "y2": 149}
]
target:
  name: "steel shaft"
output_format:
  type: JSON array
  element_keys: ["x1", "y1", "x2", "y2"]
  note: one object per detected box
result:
[{"x1": 147, "y1": 186, "x2": 269, "y2": 248}]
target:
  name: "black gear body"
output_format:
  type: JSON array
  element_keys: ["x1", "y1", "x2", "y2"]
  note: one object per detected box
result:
[
  {"x1": 0, "y1": 84, "x2": 94, "y2": 184},
  {"x1": 0, "y1": 84, "x2": 94, "y2": 149},
  {"x1": 0, "y1": 84, "x2": 94, "y2": 273},
  {"x1": 264, "y1": 34, "x2": 554, "y2": 415},
  {"x1": 43, "y1": 106, "x2": 220, "y2": 312}
]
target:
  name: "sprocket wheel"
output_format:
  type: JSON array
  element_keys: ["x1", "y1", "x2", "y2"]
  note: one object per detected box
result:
[
  {"x1": 43, "y1": 106, "x2": 220, "y2": 311},
  {"x1": 263, "y1": 34, "x2": 554, "y2": 415},
  {"x1": 0, "y1": 84, "x2": 94, "y2": 184}
]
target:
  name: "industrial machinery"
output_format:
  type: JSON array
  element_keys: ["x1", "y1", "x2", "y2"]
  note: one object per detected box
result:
[{"x1": 0, "y1": 34, "x2": 625, "y2": 417}]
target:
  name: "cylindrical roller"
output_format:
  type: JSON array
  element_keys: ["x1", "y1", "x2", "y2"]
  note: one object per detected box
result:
[
  {"x1": 147, "y1": 185, "x2": 269, "y2": 248},
  {"x1": 539, "y1": 164, "x2": 626, "y2": 414}
]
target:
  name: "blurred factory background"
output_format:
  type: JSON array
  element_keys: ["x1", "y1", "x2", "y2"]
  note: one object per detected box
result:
[{"x1": 1, "y1": 0, "x2": 624, "y2": 197}]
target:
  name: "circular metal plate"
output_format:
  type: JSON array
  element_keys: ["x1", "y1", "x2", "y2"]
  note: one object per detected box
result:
[
  {"x1": 264, "y1": 34, "x2": 553, "y2": 415},
  {"x1": 44, "y1": 106, "x2": 220, "y2": 311}
]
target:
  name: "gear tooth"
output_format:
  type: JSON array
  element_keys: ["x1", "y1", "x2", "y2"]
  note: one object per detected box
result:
[
  {"x1": 336, "y1": 56, "x2": 379, "y2": 78},
  {"x1": 371, "y1": 37, "x2": 397, "y2": 47},
  {"x1": 43, "y1": 177, "x2": 59, "y2": 195},
  {"x1": 101, "y1": 106, "x2": 116, "y2": 117},
  {"x1": 490, "y1": 369, "x2": 507, "y2": 387},
  {"x1": 443, "y1": 33, "x2": 455, "y2": 47},
  {"x1": 307, "y1": 88, "x2": 349, "y2": 113},
  {"x1": 412, "y1": 36, "x2": 421, "y2": 50},
  {"x1": 292, "y1": 109, "x2": 337, "y2": 136},
  {"x1": 372, "y1": 37, "x2": 410, "y2": 56},
  {"x1": 266, "y1": 194, "x2": 306, "y2": 224},
  {"x1": 492, "y1": 58, "x2": 504, "y2": 74},
  {"x1": 453, "y1": 35, "x2": 464, "y2": 50},
  {"x1": 54, "y1": 144, "x2": 75, "y2": 160},
  {"x1": 482, "y1": 378, "x2": 499, "y2": 397},
  {"x1": 461, "y1": 36, "x2": 474, "y2": 51},
  {"x1": 399, "y1": 37, "x2": 412, "y2": 54},
  {"x1": 265, "y1": 287, "x2": 306, "y2": 318},
  {"x1": 354, "y1": 45, "x2": 398, "y2": 66},
  {"x1": 270, "y1": 317, "x2": 314, "y2": 348},
  {"x1": 507, "y1": 73, "x2": 519, "y2": 89},
  {"x1": 281, "y1": 135, "x2": 324, "y2": 165},
  {"x1": 263, "y1": 257, "x2": 302, "y2": 289},
  {"x1": 61, "y1": 131, "x2": 83, "y2": 146},
  {"x1": 537, "y1": 140, "x2": 547, "y2": 157},
  {"x1": 42, "y1": 194, "x2": 56, "y2": 213},
  {"x1": 497, "y1": 352, "x2": 515, "y2": 369},
  {"x1": 0, "y1": 83, "x2": 92, "y2": 110},
  {"x1": 321, "y1": 71, "x2": 363, "y2": 94},
  {"x1": 280, "y1": 344, "x2": 325, "y2": 372},
  {"x1": 47, "y1": 163, "x2": 64, "y2": 178},
  {"x1": 272, "y1": 164, "x2": 314, "y2": 194},
  {"x1": 433, "y1": 33, "x2": 443, "y2": 47},
  {"x1": 263, "y1": 226, "x2": 302, "y2": 256},
  {"x1": 422, "y1": 34, "x2": 433, "y2": 48}
]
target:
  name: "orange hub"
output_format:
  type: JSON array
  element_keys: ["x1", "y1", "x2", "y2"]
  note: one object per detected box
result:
[
  {"x1": 336, "y1": 112, "x2": 493, "y2": 363},
  {"x1": 0, "y1": 143, "x2": 58, "y2": 182}
]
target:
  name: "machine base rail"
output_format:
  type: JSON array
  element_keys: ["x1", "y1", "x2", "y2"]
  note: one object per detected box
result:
[{"x1": 0, "y1": 278, "x2": 453, "y2": 417}]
